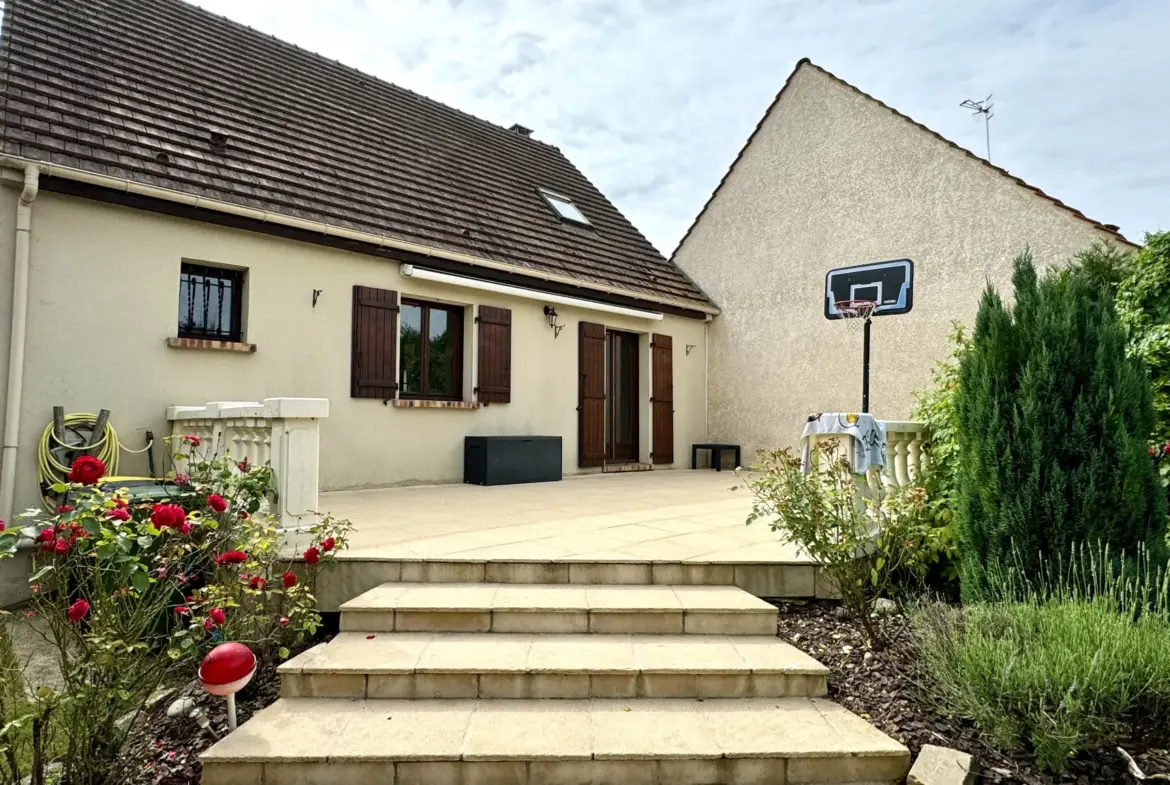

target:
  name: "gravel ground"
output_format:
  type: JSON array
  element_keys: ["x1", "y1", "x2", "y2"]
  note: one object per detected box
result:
[{"x1": 775, "y1": 600, "x2": 1170, "y2": 784}]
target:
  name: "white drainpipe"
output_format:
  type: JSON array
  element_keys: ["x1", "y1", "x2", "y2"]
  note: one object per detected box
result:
[{"x1": 0, "y1": 164, "x2": 40, "y2": 524}]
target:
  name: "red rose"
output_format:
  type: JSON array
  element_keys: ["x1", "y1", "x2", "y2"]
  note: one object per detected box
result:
[
  {"x1": 279, "y1": 617, "x2": 290, "y2": 627},
  {"x1": 177, "y1": 522, "x2": 192, "y2": 535},
  {"x1": 238, "y1": 511, "x2": 249, "y2": 520},
  {"x1": 183, "y1": 434, "x2": 202, "y2": 447},
  {"x1": 1151, "y1": 447, "x2": 1159, "y2": 457},
  {"x1": 56, "y1": 505, "x2": 73, "y2": 514},
  {"x1": 172, "y1": 473, "x2": 190, "y2": 486},
  {"x1": 237, "y1": 459, "x2": 251, "y2": 474},
  {"x1": 174, "y1": 605, "x2": 190, "y2": 615},
  {"x1": 214, "y1": 550, "x2": 248, "y2": 566},
  {"x1": 203, "y1": 618, "x2": 215, "y2": 631},
  {"x1": 207, "y1": 494, "x2": 228, "y2": 513},
  {"x1": 37, "y1": 528, "x2": 55, "y2": 543},
  {"x1": 209, "y1": 607, "x2": 226, "y2": 625},
  {"x1": 0, "y1": 521, "x2": 5, "y2": 531},
  {"x1": 67, "y1": 599, "x2": 90, "y2": 622},
  {"x1": 54, "y1": 539, "x2": 69, "y2": 555},
  {"x1": 249, "y1": 576, "x2": 267, "y2": 591},
  {"x1": 1163, "y1": 443, "x2": 1170, "y2": 456},
  {"x1": 282, "y1": 571, "x2": 297, "y2": 588},
  {"x1": 320, "y1": 537, "x2": 336, "y2": 553},
  {"x1": 302, "y1": 546, "x2": 320, "y2": 565},
  {"x1": 68, "y1": 456, "x2": 106, "y2": 486},
  {"x1": 114, "y1": 498, "x2": 128, "y2": 509},
  {"x1": 108, "y1": 508, "x2": 131, "y2": 522},
  {"x1": 150, "y1": 504, "x2": 187, "y2": 530}
]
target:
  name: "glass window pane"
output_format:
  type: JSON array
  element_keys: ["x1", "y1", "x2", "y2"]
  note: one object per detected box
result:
[
  {"x1": 427, "y1": 307, "x2": 454, "y2": 396},
  {"x1": 399, "y1": 303, "x2": 423, "y2": 395}
]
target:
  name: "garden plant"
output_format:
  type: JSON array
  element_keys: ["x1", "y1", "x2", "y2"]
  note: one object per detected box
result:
[{"x1": 0, "y1": 438, "x2": 351, "y2": 785}]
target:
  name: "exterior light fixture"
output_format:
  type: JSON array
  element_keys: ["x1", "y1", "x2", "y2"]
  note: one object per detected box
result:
[{"x1": 543, "y1": 305, "x2": 564, "y2": 338}]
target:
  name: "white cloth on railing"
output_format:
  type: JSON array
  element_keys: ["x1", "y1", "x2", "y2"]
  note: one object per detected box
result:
[{"x1": 800, "y1": 413, "x2": 887, "y2": 474}]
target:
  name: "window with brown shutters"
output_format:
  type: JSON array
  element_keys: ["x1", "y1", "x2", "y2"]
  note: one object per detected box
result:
[
  {"x1": 651, "y1": 334, "x2": 674, "y2": 464},
  {"x1": 578, "y1": 321, "x2": 607, "y2": 467},
  {"x1": 476, "y1": 306, "x2": 512, "y2": 404},
  {"x1": 351, "y1": 285, "x2": 399, "y2": 400}
]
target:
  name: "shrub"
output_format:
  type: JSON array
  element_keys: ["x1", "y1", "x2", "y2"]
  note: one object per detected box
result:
[
  {"x1": 0, "y1": 444, "x2": 351, "y2": 784},
  {"x1": 741, "y1": 443, "x2": 946, "y2": 643},
  {"x1": 1117, "y1": 230, "x2": 1170, "y2": 446},
  {"x1": 954, "y1": 251, "x2": 1168, "y2": 600},
  {"x1": 910, "y1": 547, "x2": 1170, "y2": 772}
]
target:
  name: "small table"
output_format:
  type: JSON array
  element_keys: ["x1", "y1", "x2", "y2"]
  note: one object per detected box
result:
[{"x1": 691, "y1": 443, "x2": 741, "y2": 472}]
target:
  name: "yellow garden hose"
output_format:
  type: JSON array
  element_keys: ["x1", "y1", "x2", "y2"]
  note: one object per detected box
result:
[{"x1": 37, "y1": 413, "x2": 154, "y2": 510}]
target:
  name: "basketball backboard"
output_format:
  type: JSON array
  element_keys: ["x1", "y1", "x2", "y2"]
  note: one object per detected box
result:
[{"x1": 824, "y1": 259, "x2": 914, "y2": 319}]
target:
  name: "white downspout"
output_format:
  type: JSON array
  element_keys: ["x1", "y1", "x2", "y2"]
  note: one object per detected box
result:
[{"x1": 0, "y1": 164, "x2": 40, "y2": 524}]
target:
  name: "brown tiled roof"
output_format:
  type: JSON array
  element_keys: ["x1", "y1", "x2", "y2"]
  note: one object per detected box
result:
[
  {"x1": 0, "y1": 0, "x2": 713, "y2": 311},
  {"x1": 671, "y1": 59, "x2": 1136, "y2": 262}
]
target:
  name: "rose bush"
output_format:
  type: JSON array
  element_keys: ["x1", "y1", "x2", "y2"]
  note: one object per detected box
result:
[{"x1": 0, "y1": 439, "x2": 353, "y2": 784}]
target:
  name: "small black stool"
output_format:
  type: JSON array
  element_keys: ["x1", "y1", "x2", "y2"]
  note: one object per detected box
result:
[{"x1": 691, "y1": 443, "x2": 742, "y2": 472}]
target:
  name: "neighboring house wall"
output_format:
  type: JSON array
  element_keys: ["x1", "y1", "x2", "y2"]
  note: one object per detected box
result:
[
  {"x1": 0, "y1": 188, "x2": 707, "y2": 514},
  {"x1": 673, "y1": 64, "x2": 1123, "y2": 461}
]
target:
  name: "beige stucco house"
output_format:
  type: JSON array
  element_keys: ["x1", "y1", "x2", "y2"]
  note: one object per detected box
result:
[
  {"x1": 0, "y1": 0, "x2": 716, "y2": 523},
  {"x1": 672, "y1": 58, "x2": 1136, "y2": 462}
]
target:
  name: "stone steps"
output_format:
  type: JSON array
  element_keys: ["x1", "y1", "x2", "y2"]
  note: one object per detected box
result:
[
  {"x1": 279, "y1": 631, "x2": 829, "y2": 700},
  {"x1": 203, "y1": 570, "x2": 908, "y2": 784},
  {"x1": 200, "y1": 696, "x2": 911, "y2": 785},
  {"x1": 339, "y1": 583, "x2": 779, "y2": 635}
]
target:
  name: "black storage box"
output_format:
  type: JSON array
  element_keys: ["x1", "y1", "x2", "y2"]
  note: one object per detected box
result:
[{"x1": 464, "y1": 436, "x2": 562, "y2": 486}]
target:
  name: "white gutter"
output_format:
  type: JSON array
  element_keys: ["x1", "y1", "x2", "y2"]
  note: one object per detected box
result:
[
  {"x1": 400, "y1": 264, "x2": 665, "y2": 321},
  {"x1": 0, "y1": 155, "x2": 719, "y2": 317},
  {"x1": 1, "y1": 164, "x2": 40, "y2": 524}
]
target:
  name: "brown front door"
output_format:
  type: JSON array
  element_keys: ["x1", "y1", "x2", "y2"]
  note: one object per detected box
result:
[
  {"x1": 606, "y1": 330, "x2": 639, "y2": 462},
  {"x1": 578, "y1": 322, "x2": 607, "y2": 468}
]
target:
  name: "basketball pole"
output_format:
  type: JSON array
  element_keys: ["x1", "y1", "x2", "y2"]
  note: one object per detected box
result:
[{"x1": 861, "y1": 316, "x2": 871, "y2": 413}]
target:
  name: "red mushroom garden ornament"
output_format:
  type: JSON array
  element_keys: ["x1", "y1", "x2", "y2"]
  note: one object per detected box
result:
[{"x1": 199, "y1": 642, "x2": 256, "y2": 731}]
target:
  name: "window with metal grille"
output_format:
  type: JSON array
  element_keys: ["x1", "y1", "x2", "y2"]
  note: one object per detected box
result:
[{"x1": 178, "y1": 262, "x2": 245, "y2": 342}]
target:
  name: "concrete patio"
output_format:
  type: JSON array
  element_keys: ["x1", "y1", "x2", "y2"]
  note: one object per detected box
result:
[{"x1": 313, "y1": 470, "x2": 825, "y2": 609}]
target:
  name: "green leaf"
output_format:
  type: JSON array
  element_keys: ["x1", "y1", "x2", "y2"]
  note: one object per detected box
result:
[
  {"x1": 83, "y1": 517, "x2": 104, "y2": 537},
  {"x1": 247, "y1": 498, "x2": 261, "y2": 514},
  {"x1": 96, "y1": 542, "x2": 119, "y2": 560},
  {"x1": 278, "y1": 646, "x2": 290, "y2": 660},
  {"x1": 50, "y1": 482, "x2": 68, "y2": 493},
  {"x1": 129, "y1": 567, "x2": 150, "y2": 592},
  {"x1": 35, "y1": 686, "x2": 54, "y2": 699},
  {"x1": 875, "y1": 556, "x2": 885, "y2": 571},
  {"x1": 137, "y1": 535, "x2": 154, "y2": 549}
]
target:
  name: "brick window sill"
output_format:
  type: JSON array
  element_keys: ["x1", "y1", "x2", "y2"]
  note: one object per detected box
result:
[
  {"x1": 167, "y1": 337, "x2": 256, "y2": 353},
  {"x1": 392, "y1": 399, "x2": 480, "y2": 410}
]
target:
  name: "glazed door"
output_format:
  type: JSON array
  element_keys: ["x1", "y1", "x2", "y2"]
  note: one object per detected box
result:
[{"x1": 605, "y1": 331, "x2": 639, "y2": 462}]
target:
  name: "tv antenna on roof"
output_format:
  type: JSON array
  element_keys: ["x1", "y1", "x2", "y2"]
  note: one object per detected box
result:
[{"x1": 960, "y1": 94, "x2": 994, "y2": 162}]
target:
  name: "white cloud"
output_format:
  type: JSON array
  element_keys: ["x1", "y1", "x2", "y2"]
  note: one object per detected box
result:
[{"x1": 190, "y1": 0, "x2": 1169, "y2": 254}]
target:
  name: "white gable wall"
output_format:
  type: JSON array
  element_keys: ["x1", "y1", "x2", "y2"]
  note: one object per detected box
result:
[{"x1": 673, "y1": 63, "x2": 1123, "y2": 460}]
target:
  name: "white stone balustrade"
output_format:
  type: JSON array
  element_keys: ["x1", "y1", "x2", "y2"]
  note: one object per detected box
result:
[
  {"x1": 801, "y1": 419, "x2": 929, "y2": 498},
  {"x1": 165, "y1": 398, "x2": 329, "y2": 530},
  {"x1": 870, "y1": 420, "x2": 929, "y2": 497}
]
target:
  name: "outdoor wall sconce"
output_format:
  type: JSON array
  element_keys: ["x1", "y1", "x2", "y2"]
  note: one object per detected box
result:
[
  {"x1": 543, "y1": 305, "x2": 565, "y2": 339},
  {"x1": 686, "y1": 344, "x2": 696, "y2": 355},
  {"x1": 312, "y1": 289, "x2": 323, "y2": 308}
]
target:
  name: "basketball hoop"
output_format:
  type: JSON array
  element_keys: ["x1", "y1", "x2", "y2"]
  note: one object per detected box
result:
[{"x1": 833, "y1": 299, "x2": 877, "y2": 330}]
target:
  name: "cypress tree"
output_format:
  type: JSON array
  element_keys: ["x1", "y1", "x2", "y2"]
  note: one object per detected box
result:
[{"x1": 955, "y1": 251, "x2": 1168, "y2": 600}]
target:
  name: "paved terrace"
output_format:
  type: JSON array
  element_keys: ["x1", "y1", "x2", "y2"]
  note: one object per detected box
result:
[{"x1": 313, "y1": 470, "x2": 824, "y2": 609}]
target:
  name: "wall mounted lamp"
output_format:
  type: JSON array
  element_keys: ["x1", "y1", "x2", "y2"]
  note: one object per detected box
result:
[
  {"x1": 686, "y1": 344, "x2": 696, "y2": 355},
  {"x1": 543, "y1": 305, "x2": 565, "y2": 339},
  {"x1": 312, "y1": 289, "x2": 323, "y2": 308}
]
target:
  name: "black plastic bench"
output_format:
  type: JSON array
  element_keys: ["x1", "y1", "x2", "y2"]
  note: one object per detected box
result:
[{"x1": 691, "y1": 443, "x2": 742, "y2": 472}]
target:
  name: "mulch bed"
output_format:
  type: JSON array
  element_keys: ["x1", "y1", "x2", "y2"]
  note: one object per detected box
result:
[{"x1": 776, "y1": 600, "x2": 1170, "y2": 784}]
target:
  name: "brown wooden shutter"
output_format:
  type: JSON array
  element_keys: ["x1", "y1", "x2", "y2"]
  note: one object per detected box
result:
[
  {"x1": 651, "y1": 334, "x2": 674, "y2": 465},
  {"x1": 351, "y1": 285, "x2": 399, "y2": 399},
  {"x1": 476, "y1": 305, "x2": 512, "y2": 404},
  {"x1": 578, "y1": 321, "x2": 607, "y2": 467}
]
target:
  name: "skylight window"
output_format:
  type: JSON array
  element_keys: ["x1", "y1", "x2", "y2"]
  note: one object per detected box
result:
[{"x1": 538, "y1": 188, "x2": 592, "y2": 226}]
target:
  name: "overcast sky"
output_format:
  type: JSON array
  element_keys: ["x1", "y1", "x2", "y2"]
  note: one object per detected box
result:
[{"x1": 190, "y1": 0, "x2": 1168, "y2": 255}]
